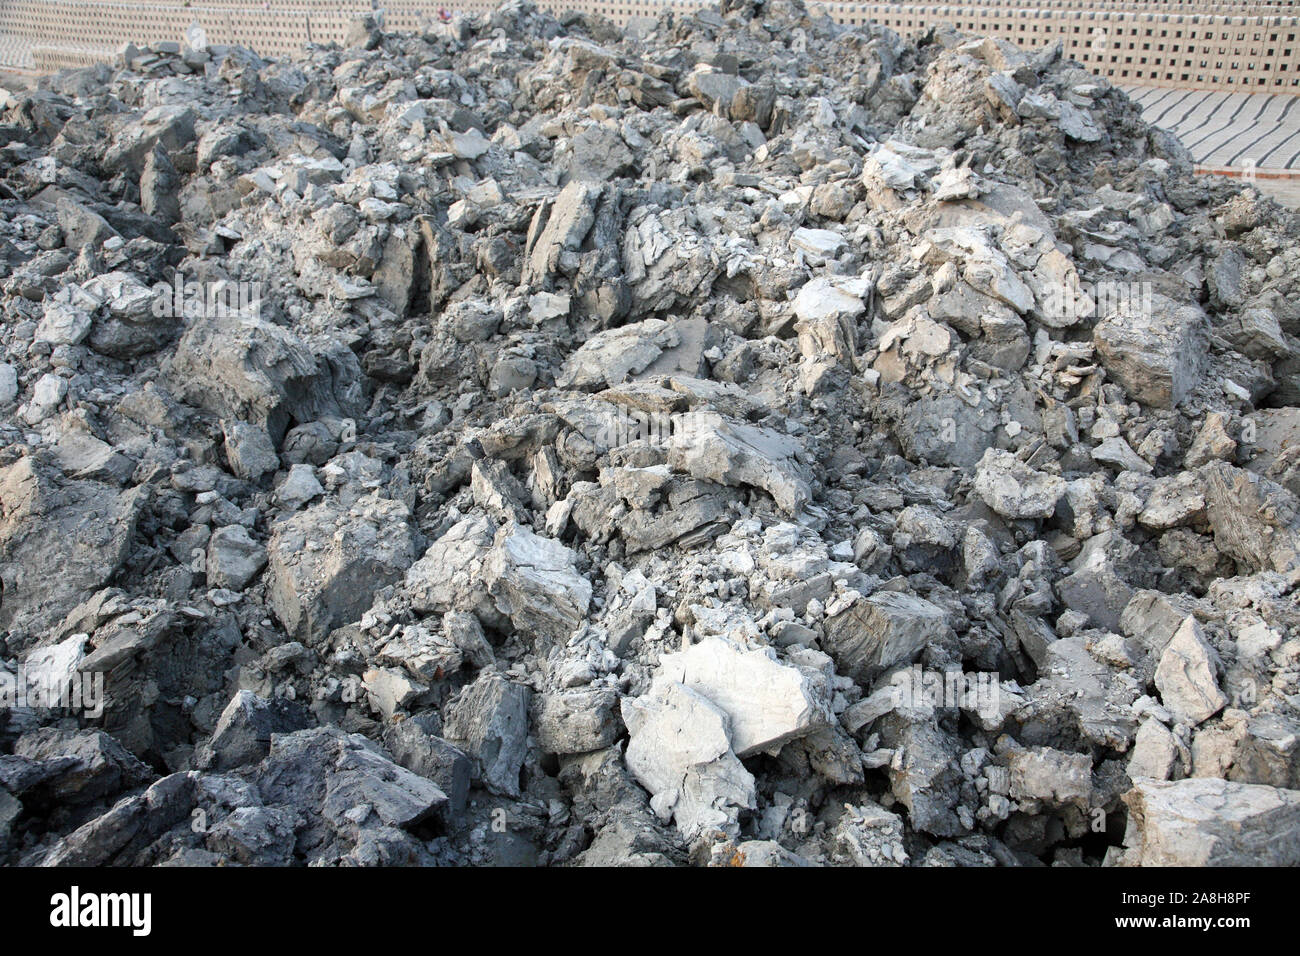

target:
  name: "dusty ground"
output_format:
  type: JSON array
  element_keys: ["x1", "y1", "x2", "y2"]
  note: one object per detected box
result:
[{"x1": 0, "y1": 69, "x2": 34, "y2": 92}]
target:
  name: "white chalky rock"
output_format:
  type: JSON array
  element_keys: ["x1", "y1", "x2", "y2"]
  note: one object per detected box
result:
[
  {"x1": 483, "y1": 522, "x2": 592, "y2": 642},
  {"x1": 278, "y1": 464, "x2": 324, "y2": 509},
  {"x1": 668, "y1": 411, "x2": 812, "y2": 515},
  {"x1": 790, "y1": 226, "x2": 845, "y2": 261},
  {"x1": 862, "y1": 146, "x2": 922, "y2": 191},
  {"x1": 36, "y1": 302, "x2": 93, "y2": 345},
  {"x1": 656, "y1": 637, "x2": 832, "y2": 757},
  {"x1": 1154, "y1": 616, "x2": 1227, "y2": 726},
  {"x1": 0, "y1": 363, "x2": 16, "y2": 405},
  {"x1": 622, "y1": 679, "x2": 756, "y2": 840},
  {"x1": 24, "y1": 373, "x2": 68, "y2": 424},
  {"x1": 792, "y1": 275, "x2": 870, "y2": 325},
  {"x1": 973, "y1": 448, "x2": 1066, "y2": 519},
  {"x1": 1127, "y1": 718, "x2": 1182, "y2": 781},
  {"x1": 1120, "y1": 778, "x2": 1300, "y2": 866}
]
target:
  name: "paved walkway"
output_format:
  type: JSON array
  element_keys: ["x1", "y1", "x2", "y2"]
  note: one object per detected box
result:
[
  {"x1": 1249, "y1": 178, "x2": 1300, "y2": 208},
  {"x1": 1125, "y1": 86, "x2": 1300, "y2": 171},
  {"x1": 0, "y1": 36, "x2": 34, "y2": 71}
]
